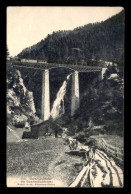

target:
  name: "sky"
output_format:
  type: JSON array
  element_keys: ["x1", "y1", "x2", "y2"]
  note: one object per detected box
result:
[{"x1": 7, "y1": 6, "x2": 124, "y2": 57}]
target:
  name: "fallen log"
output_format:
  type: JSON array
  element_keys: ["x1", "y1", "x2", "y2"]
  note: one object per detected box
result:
[
  {"x1": 89, "y1": 169, "x2": 95, "y2": 187},
  {"x1": 69, "y1": 161, "x2": 95, "y2": 187},
  {"x1": 81, "y1": 162, "x2": 95, "y2": 187},
  {"x1": 69, "y1": 165, "x2": 89, "y2": 187},
  {"x1": 80, "y1": 165, "x2": 90, "y2": 187}
]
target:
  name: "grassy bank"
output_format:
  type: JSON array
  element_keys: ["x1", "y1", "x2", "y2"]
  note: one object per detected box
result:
[
  {"x1": 7, "y1": 136, "x2": 85, "y2": 187},
  {"x1": 90, "y1": 135, "x2": 124, "y2": 149}
]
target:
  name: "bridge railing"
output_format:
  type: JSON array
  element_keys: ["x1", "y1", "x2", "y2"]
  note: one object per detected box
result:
[{"x1": 7, "y1": 61, "x2": 103, "y2": 72}]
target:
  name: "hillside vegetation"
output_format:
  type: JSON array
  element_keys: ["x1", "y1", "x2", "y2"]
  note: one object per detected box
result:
[
  {"x1": 58, "y1": 65, "x2": 124, "y2": 137},
  {"x1": 18, "y1": 10, "x2": 124, "y2": 66}
]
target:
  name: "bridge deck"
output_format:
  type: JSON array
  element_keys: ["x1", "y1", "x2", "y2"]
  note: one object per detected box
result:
[{"x1": 7, "y1": 61, "x2": 103, "y2": 72}]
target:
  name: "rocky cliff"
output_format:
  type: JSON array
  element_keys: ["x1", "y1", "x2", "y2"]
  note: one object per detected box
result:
[{"x1": 7, "y1": 68, "x2": 39, "y2": 128}]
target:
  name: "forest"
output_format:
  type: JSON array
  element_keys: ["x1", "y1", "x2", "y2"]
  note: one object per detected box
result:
[{"x1": 18, "y1": 10, "x2": 124, "y2": 67}]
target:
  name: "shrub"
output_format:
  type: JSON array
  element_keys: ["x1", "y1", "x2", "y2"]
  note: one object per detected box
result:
[
  {"x1": 14, "y1": 122, "x2": 25, "y2": 128},
  {"x1": 12, "y1": 114, "x2": 27, "y2": 128},
  {"x1": 84, "y1": 138, "x2": 97, "y2": 147},
  {"x1": 75, "y1": 131, "x2": 87, "y2": 143}
]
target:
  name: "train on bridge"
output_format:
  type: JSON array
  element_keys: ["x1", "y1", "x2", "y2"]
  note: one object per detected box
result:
[
  {"x1": 7, "y1": 57, "x2": 47, "y2": 64},
  {"x1": 7, "y1": 57, "x2": 118, "y2": 68}
]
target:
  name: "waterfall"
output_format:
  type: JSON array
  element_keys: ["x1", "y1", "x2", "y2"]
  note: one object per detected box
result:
[{"x1": 51, "y1": 74, "x2": 71, "y2": 119}]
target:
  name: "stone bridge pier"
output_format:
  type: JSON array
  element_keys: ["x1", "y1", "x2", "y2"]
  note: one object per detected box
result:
[
  {"x1": 41, "y1": 68, "x2": 107, "y2": 121},
  {"x1": 41, "y1": 69, "x2": 50, "y2": 120},
  {"x1": 71, "y1": 71, "x2": 80, "y2": 117},
  {"x1": 41, "y1": 69, "x2": 80, "y2": 120}
]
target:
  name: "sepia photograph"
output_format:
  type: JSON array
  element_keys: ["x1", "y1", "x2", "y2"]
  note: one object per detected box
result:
[{"x1": 6, "y1": 6, "x2": 124, "y2": 187}]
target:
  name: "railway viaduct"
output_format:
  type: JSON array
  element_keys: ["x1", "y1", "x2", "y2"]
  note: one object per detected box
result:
[{"x1": 7, "y1": 61, "x2": 107, "y2": 121}]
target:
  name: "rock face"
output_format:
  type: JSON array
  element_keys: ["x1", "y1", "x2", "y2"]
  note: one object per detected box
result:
[{"x1": 7, "y1": 68, "x2": 38, "y2": 127}]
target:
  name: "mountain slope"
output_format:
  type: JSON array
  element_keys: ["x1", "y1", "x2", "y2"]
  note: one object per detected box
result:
[
  {"x1": 7, "y1": 68, "x2": 39, "y2": 127},
  {"x1": 18, "y1": 10, "x2": 124, "y2": 65}
]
